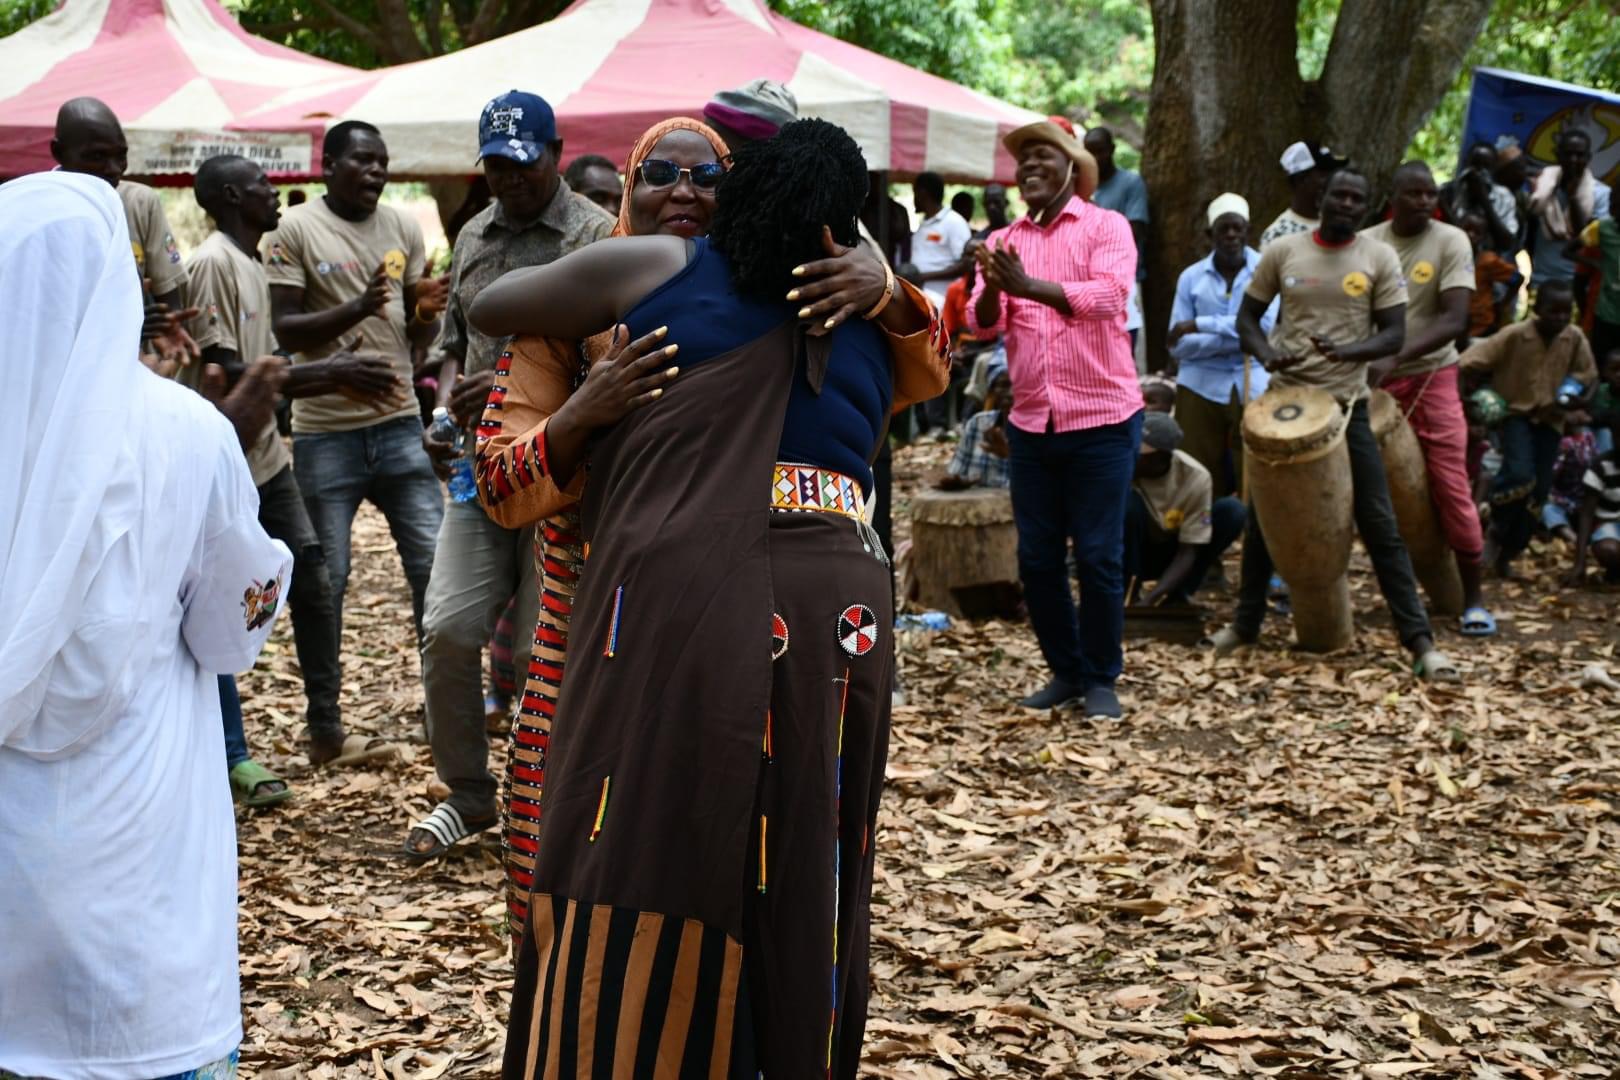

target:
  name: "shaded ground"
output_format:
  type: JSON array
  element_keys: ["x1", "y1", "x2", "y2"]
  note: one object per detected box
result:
[{"x1": 236, "y1": 442, "x2": 1620, "y2": 1079}]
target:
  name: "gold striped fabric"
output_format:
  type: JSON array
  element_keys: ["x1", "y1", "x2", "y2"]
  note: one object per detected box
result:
[{"x1": 513, "y1": 894, "x2": 743, "y2": 1080}]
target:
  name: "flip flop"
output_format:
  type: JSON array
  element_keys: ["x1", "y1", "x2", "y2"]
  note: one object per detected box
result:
[
  {"x1": 403, "y1": 802, "x2": 497, "y2": 863},
  {"x1": 323, "y1": 733, "x2": 399, "y2": 770},
  {"x1": 1414, "y1": 648, "x2": 1462, "y2": 683},
  {"x1": 229, "y1": 759, "x2": 294, "y2": 808},
  {"x1": 1458, "y1": 606, "x2": 1497, "y2": 637}
]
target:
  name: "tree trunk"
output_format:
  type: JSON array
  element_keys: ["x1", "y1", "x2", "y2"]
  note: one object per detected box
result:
[{"x1": 1140, "y1": 0, "x2": 1490, "y2": 373}]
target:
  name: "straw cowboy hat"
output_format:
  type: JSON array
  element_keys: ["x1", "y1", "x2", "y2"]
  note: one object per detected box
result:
[{"x1": 1003, "y1": 115, "x2": 1099, "y2": 201}]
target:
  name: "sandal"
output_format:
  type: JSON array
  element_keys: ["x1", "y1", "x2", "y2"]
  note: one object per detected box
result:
[
  {"x1": 318, "y1": 733, "x2": 399, "y2": 769},
  {"x1": 230, "y1": 759, "x2": 293, "y2": 808},
  {"x1": 1414, "y1": 647, "x2": 1462, "y2": 683},
  {"x1": 1458, "y1": 606, "x2": 1497, "y2": 637},
  {"x1": 403, "y1": 802, "x2": 497, "y2": 863}
]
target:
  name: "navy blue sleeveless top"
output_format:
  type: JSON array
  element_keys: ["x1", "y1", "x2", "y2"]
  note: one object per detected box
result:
[{"x1": 622, "y1": 238, "x2": 892, "y2": 490}]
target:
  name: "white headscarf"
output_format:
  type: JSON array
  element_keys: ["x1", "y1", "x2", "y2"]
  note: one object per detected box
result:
[{"x1": 0, "y1": 171, "x2": 166, "y2": 758}]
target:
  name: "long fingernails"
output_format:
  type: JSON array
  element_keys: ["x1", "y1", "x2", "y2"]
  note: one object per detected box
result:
[
  {"x1": 664, "y1": 344, "x2": 678, "y2": 356},
  {"x1": 656, "y1": 326, "x2": 668, "y2": 338},
  {"x1": 786, "y1": 289, "x2": 801, "y2": 301},
  {"x1": 824, "y1": 317, "x2": 838, "y2": 329},
  {"x1": 791, "y1": 266, "x2": 806, "y2": 277},
  {"x1": 649, "y1": 388, "x2": 663, "y2": 399},
  {"x1": 798, "y1": 307, "x2": 812, "y2": 319},
  {"x1": 665, "y1": 367, "x2": 679, "y2": 377}
]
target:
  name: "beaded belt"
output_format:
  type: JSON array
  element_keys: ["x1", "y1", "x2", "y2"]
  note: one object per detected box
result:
[{"x1": 770, "y1": 463, "x2": 865, "y2": 520}]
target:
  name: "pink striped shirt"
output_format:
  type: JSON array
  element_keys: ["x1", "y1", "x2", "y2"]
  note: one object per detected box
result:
[{"x1": 968, "y1": 196, "x2": 1143, "y2": 433}]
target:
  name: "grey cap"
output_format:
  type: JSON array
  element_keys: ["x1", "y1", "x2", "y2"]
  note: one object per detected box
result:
[
  {"x1": 704, "y1": 79, "x2": 799, "y2": 141},
  {"x1": 1141, "y1": 411, "x2": 1184, "y2": 453}
]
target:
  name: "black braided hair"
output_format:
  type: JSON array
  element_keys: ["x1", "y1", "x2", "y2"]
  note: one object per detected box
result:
[{"x1": 707, "y1": 118, "x2": 868, "y2": 301}]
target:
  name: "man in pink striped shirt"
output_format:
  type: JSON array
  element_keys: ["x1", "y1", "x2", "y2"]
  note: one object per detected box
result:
[{"x1": 969, "y1": 116, "x2": 1145, "y2": 717}]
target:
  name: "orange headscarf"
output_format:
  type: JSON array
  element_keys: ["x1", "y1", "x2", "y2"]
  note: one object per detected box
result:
[{"x1": 611, "y1": 117, "x2": 731, "y2": 238}]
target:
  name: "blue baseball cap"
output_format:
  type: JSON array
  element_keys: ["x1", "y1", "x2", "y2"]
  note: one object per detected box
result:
[{"x1": 477, "y1": 91, "x2": 557, "y2": 165}]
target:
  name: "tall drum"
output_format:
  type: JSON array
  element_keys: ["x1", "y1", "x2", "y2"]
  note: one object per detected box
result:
[
  {"x1": 1242, "y1": 386, "x2": 1355, "y2": 651},
  {"x1": 1367, "y1": 389, "x2": 1464, "y2": 616}
]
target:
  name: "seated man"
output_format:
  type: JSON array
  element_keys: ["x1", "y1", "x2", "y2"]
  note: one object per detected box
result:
[
  {"x1": 935, "y1": 364, "x2": 1012, "y2": 490},
  {"x1": 1125, "y1": 412, "x2": 1245, "y2": 606}
]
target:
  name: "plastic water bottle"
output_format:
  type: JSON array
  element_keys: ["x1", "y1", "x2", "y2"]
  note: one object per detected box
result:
[
  {"x1": 428, "y1": 407, "x2": 478, "y2": 503},
  {"x1": 895, "y1": 611, "x2": 952, "y2": 632},
  {"x1": 1555, "y1": 376, "x2": 1587, "y2": 410}
]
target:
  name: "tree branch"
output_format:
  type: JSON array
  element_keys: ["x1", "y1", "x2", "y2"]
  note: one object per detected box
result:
[
  {"x1": 465, "y1": 0, "x2": 508, "y2": 45},
  {"x1": 303, "y1": 0, "x2": 386, "y2": 55},
  {"x1": 375, "y1": 0, "x2": 431, "y2": 61},
  {"x1": 422, "y1": 0, "x2": 446, "y2": 56}
]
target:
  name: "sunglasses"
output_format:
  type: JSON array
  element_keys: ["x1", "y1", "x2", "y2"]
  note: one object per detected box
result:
[{"x1": 638, "y1": 158, "x2": 726, "y2": 191}]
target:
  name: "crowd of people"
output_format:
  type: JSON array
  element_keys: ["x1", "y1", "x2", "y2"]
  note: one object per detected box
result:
[{"x1": 2, "y1": 74, "x2": 1618, "y2": 1080}]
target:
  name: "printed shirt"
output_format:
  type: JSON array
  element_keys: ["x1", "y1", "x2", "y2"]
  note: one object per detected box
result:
[
  {"x1": 946, "y1": 409, "x2": 1011, "y2": 489},
  {"x1": 1579, "y1": 216, "x2": 1620, "y2": 325},
  {"x1": 1583, "y1": 452, "x2": 1620, "y2": 523},
  {"x1": 1260, "y1": 208, "x2": 1316, "y2": 252},
  {"x1": 181, "y1": 231, "x2": 292, "y2": 486},
  {"x1": 1361, "y1": 219, "x2": 1475, "y2": 379},
  {"x1": 1459, "y1": 319, "x2": 1598, "y2": 425},
  {"x1": 911, "y1": 207, "x2": 972, "y2": 306},
  {"x1": 1245, "y1": 230, "x2": 1408, "y2": 405},
  {"x1": 118, "y1": 180, "x2": 187, "y2": 297},
  {"x1": 263, "y1": 197, "x2": 426, "y2": 434},
  {"x1": 1167, "y1": 247, "x2": 1275, "y2": 404},
  {"x1": 967, "y1": 196, "x2": 1143, "y2": 434},
  {"x1": 433, "y1": 183, "x2": 613, "y2": 461},
  {"x1": 1133, "y1": 449, "x2": 1214, "y2": 544}
]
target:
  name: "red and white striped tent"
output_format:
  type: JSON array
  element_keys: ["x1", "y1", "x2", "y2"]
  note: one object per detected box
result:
[
  {"x1": 0, "y1": 0, "x2": 357, "y2": 181},
  {"x1": 242, "y1": 0, "x2": 1040, "y2": 182}
]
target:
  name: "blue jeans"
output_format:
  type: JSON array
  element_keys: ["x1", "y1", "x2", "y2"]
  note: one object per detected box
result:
[
  {"x1": 1124, "y1": 492, "x2": 1246, "y2": 603},
  {"x1": 293, "y1": 416, "x2": 444, "y2": 641},
  {"x1": 1007, "y1": 411, "x2": 1143, "y2": 689},
  {"x1": 220, "y1": 675, "x2": 248, "y2": 769},
  {"x1": 1489, "y1": 415, "x2": 1561, "y2": 563}
]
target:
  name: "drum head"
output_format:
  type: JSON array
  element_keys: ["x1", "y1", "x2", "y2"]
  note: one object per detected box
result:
[{"x1": 1243, "y1": 385, "x2": 1346, "y2": 460}]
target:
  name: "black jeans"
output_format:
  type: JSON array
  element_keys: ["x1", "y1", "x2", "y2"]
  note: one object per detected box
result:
[
  {"x1": 1123, "y1": 492, "x2": 1246, "y2": 603},
  {"x1": 1490, "y1": 414, "x2": 1562, "y2": 563},
  {"x1": 258, "y1": 465, "x2": 343, "y2": 731},
  {"x1": 1234, "y1": 402, "x2": 1432, "y2": 650}
]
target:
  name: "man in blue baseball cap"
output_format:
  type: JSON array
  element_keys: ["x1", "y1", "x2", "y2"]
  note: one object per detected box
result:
[{"x1": 405, "y1": 90, "x2": 614, "y2": 862}]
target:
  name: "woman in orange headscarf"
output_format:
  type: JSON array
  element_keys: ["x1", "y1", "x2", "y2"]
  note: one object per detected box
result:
[{"x1": 475, "y1": 117, "x2": 947, "y2": 937}]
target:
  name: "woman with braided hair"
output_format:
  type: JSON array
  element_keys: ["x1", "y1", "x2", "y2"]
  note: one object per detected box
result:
[{"x1": 473, "y1": 118, "x2": 940, "y2": 1079}]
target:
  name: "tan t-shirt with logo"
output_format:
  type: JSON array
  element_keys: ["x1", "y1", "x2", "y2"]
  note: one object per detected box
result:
[
  {"x1": 1134, "y1": 449, "x2": 1214, "y2": 544},
  {"x1": 118, "y1": 180, "x2": 187, "y2": 298},
  {"x1": 263, "y1": 197, "x2": 425, "y2": 434},
  {"x1": 182, "y1": 230, "x2": 291, "y2": 487},
  {"x1": 1361, "y1": 219, "x2": 1474, "y2": 379},
  {"x1": 1246, "y1": 230, "x2": 1407, "y2": 404}
]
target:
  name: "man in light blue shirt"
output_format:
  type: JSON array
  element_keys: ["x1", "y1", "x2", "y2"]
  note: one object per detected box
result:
[
  {"x1": 1085, "y1": 126, "x2": 1149, "y2": 281},
  {"x1": 1527, "y1": 128, "x2": 1612, "y2": 288},
  {"x1": 1166, "y1": 192, "x2": 1276, "y2": 496}
]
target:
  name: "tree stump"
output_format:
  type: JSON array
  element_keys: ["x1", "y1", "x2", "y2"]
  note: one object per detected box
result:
[{"x1": 909, "y1": 487, "x2": 1020, "y2": 618}]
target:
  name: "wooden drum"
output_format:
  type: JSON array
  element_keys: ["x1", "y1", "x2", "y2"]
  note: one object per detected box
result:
[
  {"x1": 1242, "y1": 386, "x2": 1355, "y2": 651},
  {"x1": 1368, "y1": 390, "x2": 1464, "y2": 616},
  {"x1": 909, "y1": 486, "x2": 1019, "y2": 617}
]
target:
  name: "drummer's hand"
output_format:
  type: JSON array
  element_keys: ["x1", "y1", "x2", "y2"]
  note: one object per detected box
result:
[
  {"x1": 1263, "y1": 351, "x2": 1305, "y2": 373},
  {"x1": 1309, "y1": 335, "x2": 1346, "y2": 363}
]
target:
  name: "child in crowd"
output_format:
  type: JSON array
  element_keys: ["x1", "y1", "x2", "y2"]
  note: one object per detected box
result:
[
  {"x1": 1140, "y1": 375, "x2": 1176, "y2": 414},
  {"x1": 1460, "y1": 280, "x2": 1598, "y2": 574},
  {"x1": 1565, "y1": 450, "x2": 1620, "y2": 585},
  {"x1": 1587, "y1": 349, "x2": 1620, "y2": 454},
  {"x1": 935, "y1": 364, "x2": 1012, "y2": 491},
  {"x1": 1542, "y1": 427, "x2": 1600, "y2": 544},
  {"x1": 1465, "y1": 387, "x2": 1506, "y2": 526},
  {"x1": 1460, "y1": 211, "x2": 1519, "y2": 338}
]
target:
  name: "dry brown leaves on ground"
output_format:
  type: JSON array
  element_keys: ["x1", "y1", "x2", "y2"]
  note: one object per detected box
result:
[{"x1": 235, "y1": 441, "x2": 1620, "y2": 1078}]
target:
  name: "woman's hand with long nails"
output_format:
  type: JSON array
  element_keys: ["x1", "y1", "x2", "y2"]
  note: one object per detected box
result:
[
  {"x1": 787, "y1": 226, "x2": 887, "y2": 335},
  {"x1": 543, "y1": 325, "x2": 680, "y2": 488}
]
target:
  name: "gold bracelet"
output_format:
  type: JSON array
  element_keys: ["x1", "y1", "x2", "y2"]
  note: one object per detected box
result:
[
  {"x1": 863, "y1": 261, "x2": 897, "y2": 320},
  {"x1": 414, "y1": 303, "x2": 437, "y2": 324}
]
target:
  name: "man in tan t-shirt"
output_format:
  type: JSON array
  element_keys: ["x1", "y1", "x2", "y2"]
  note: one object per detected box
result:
[
  {"x1": 1217, "y1": 167, "x2": 1456, "y2": 681},
  {"x1": 1124, "y1": 412, "x2": 1245, "y2": 608},
  {"x1": 50, "y1": 96, "x2": 194, "y2": 365},
  {"x1": 267, "y1": 122, "x2": 449, "y2": 761},
  {"x1": 1363, "y1": 160, "x2": 1489, "y2": 630}
]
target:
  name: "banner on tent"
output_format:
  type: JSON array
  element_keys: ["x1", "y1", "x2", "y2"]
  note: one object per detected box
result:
[
  {"x1": 126, "y1": 130, "x2": 316, "y2": 176},
  {"x1": 1463, "y1": 67, "x2": 1620, "y2": 185}
]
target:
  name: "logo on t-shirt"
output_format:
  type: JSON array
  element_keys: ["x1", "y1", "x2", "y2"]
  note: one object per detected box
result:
[
  {"x1": 242, "y1": 574, "x2": 283, "y2": 631},
  {"x1": 1409, "y1": 260, "x2": 1435, "y2": 285},
  {"x1": 163, "y1": 233, "x2": 181, "y2": 265},
  {"x1": 1342, "y1": 271, "x2": 1370, "y2": 298},
  {"x1": 267, "y1": 242, "x2": 287, "y2": 267},
  {"x1": 383, "y1": 249, "x2": 407, "y2": 280},
  {"x1": 131, "y1": 240, "x2": 145, "y2": 270}
]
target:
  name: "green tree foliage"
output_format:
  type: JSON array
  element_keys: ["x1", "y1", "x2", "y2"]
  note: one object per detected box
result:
[
  {"x1": 1, "y1": 0, "x2": 59, "y2": 37},
  {"x1": 226, "y1": 0, "x2": 570, "y2": 67}
]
